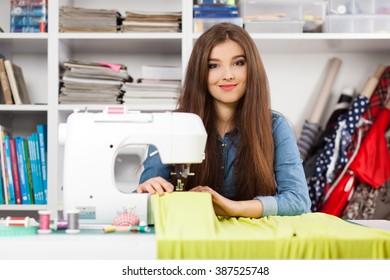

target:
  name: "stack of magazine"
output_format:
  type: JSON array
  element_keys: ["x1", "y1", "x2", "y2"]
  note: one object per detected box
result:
[
  {"x1": 59, "y1": 6, "x2": 122, "y2": 32},
  {"x1": 122, "y1": 65, "x2": 181, "y2": 111},
  {"x1": 121, "y1": 10, "x2": 182, "y2": 32},
  {"x1": 59, "y1": 59, "x2": 133, "y2": 104},
  {"x1": 193, "y1": 3, "x2": 239, "y2": 18}
]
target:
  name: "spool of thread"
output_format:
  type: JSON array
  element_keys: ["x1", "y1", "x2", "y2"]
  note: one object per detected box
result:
[
  {"x1": 65, "y1": 210, "x2": 80, "y2": 234},
  {"x1": 51, "y1": 219, "x2": 68, "y2": 231},
  {"x1": 38, "y1": 210, "x2": 52, "y2": 234},
  {"x1": 6, "y1": 216, "x2": 30, "y2": 227}
]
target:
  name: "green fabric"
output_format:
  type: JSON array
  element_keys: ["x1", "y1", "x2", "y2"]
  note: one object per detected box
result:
[
  {"x1": 0, "y1": 225, "x2": 37, "y2": 237},
  {"x1": 152, "y1": 192, "x2": 390, "y2": 259}
]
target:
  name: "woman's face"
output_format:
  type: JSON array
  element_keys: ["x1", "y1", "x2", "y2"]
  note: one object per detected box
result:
[{"x1": 207, "y1": 39, "x2": 247, "y2": 108}]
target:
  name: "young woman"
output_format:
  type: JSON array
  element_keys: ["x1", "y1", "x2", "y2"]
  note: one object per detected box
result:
[{"x1": 137, "y1": 23, "x2": 311, "y2": 218}]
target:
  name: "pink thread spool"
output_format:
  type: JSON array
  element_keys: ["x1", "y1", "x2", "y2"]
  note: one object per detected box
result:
[{"x1": 38, "y1": 210, "x2": 52, "y2": 234}]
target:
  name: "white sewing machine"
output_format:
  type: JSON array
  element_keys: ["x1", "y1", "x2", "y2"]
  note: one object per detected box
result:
[{"x1": 58, "y1": 107, "x2": 207, "y2": 225}]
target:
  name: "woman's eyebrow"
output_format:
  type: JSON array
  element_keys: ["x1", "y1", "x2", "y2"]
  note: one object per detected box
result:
[{"x1": 208, "y1": 55, "x2": 245, "y2": 61}]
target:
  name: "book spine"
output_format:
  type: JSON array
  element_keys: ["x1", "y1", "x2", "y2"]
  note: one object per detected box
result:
[
  {"x1": 9, "y1": 138, "x2": 22, "y2": 204},
  {"x1": 0, "y1": 127, "x2": 9, "y2": 204},
  {"x1": 0, "y1": 58, "x2": 13, "y2": 104},
  {"x1": 4, "y1": 135, "x2": 16, "y2": 204},
  {"x1": 23, "y1": 139, "x2": 34, "y2": 204},
  {"x1": 28, "y1": 134, "x2": 44, "y2": 204},
  {"x1": 33, "y1": 133, "x2": 45, "y2": 204},
  {"x1": 0, "y1": 161, "x2": 4, "y2": 204},
  {"x1": 4, "y1": 60, "x2": 22, "y2": 105},
  {"x1": 15, "y1": 136, "x2": 31, "y2": 204},
  {"x1": 37, "y1": 124, "x2": 47, "y2": 201}
]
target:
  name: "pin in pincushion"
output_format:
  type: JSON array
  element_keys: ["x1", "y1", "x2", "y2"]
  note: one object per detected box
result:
[{"x1": 112, "y1": 208, "x2": 140, "y2": 226}]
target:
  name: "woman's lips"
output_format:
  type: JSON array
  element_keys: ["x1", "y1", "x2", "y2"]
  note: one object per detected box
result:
[{"x1": 219, "y1": 84, "x2": 237, "y2": 91}]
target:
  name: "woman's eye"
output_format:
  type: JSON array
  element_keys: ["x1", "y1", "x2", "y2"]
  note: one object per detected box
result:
[
  {"x1": 208, "y1": 63, "x2": 218, "y2": 69},
  {"x1": 234, "y1": 59, "x2": 246, "y2": 66}
]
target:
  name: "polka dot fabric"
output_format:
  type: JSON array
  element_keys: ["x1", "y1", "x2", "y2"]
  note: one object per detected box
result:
[{"x1": 307, "y1": 95, "x2": 369, "y2": 212}]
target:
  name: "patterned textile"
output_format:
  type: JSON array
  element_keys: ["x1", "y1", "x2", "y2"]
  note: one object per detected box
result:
[
  {"x1": 341, "y1": 128, "x2": 390, "y2": 220},
  {"x1": 307, "y1": 95, "x2": 369, "y2": 211},
  {"x1": 326, "y1": 66, "x2": 390, "y2": 217},
  {"x1": 303, "y1": 93, "x2": 353, "y2": 181},
  {"x1": 320, "y1": 107, "x2": 390, "y2": 216},
  {"x1": 297, "y1": 120, "x2": 321, "y2": 161}
]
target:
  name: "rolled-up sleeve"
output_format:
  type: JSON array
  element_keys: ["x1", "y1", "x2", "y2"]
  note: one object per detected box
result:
[
  {"x1": 255, "y1": 113, "x2": 311, "y2": 216},
  {"x1": 139, "y1": 145, "x2": 171, "y2": 184}
]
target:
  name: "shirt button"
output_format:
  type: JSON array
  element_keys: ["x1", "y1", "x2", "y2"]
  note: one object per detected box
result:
[
  {"x1": 221, "y1": 143, "x2": 225, "y2": 147},
  {"x1": 221, "y1": 166, "x2": 224, "y2": 169}
]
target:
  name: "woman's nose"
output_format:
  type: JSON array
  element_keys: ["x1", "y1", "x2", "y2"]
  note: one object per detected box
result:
[{"x1": 223, "y1": 67, "x2": 235, "y2": 81}]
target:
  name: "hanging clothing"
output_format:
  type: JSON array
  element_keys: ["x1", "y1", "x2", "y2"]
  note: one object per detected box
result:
[
  {"x1": 328, "y1": 66, "x2": 390, "y2": 217},
  {"x1": 303, "y1": 93, "x2": 353, "y2": 181},
  {"x1": 320, "y1": 107, "x2": 390, "y2": 216},
  {"x1": 341, "y1": 123, "x2": 390, "y2": 220},
  {"x1": 307, "y1": 95, "x2": 369, "y2": 211}
]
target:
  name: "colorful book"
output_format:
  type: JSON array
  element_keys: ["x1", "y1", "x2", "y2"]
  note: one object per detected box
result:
[
  {"x1": 9, "y1": 138, "x2": 22, "y2": 204},
  {"x1": 0, "y1": 162, "x2": 4, "y2": 204},
  {"x1": 15, "y1": 136, "x2": 31, "y2": 204},
  {"x1": 3, "y1": 135, "x2": 16, "y2": 204},
  {"x1": 33, "y1": 132, "x2": 45, "y2": 203},
  {"x1": 37, "y1": 124, "x2": 47, "y2": 200},
  {"x1": 28, "y1": 134, "x2": 44, "y2": 204},
  {"x1": 0, "y1": 125, "x2": 9, "y2": 204},
  {"x1": 23, "y1": 139, "x2": 34, "y2": 204}
]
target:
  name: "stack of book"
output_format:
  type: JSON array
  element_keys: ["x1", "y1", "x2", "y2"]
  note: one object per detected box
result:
[
  {"x1": 193, "y1": 3, "x2": 239, "y2": 18},
  {"x1": 121, "y1": 10, "x2": 182, "y2": 32},
  {"x1": 59, "y1": 59, "x2": 133, "y2": 104},
  {"x1": 121, "y1": 82, "x2": 180, "y2": 111},
  {"x1": 0, "y1": 124, "x2": 47, "y2": 205},
  {"x1": 59, "y1": 6, "x2": 122, "y2": 32},
  {"x1": 0, "y1": 56, "x2": 31, "y2": 105},
  {"x1": 122, "y1": 65, "x2": 182, "y2": 110},
  {"x1": 10, "y1": 0, "x2": 48, "y2": 33}
]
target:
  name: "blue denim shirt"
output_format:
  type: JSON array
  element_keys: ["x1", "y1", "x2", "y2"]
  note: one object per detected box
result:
[{"x1": 140, "y1": 112, "x2": 311, "y2": 217}]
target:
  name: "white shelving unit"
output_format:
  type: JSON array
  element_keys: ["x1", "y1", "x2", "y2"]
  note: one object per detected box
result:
[{"x1": 0, "y1": 0, "x2": 389, "y2": 219}]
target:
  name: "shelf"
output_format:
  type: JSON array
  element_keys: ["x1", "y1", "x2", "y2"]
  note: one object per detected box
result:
[
  {"x1": 58, "y1": 32, "x2": 183, "y2": 40},
  {"x1": 0, "y1": 204, "x2": 47, "y2": 211},
  {"x1": 0, "y1": 105, "x2": 48, "y2": 112},
  {"x1": 192, "y1": 32, "x2": 390, "y2": 53},
  {"x1": 59, "y1": 37, "x2": 182, "y2": 54}
]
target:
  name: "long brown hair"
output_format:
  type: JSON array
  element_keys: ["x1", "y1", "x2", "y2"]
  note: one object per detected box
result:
[{"x1": 177, "y1": 23, "x2": 276, "y2": 199}]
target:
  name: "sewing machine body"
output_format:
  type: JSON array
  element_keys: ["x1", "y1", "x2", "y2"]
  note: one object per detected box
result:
[{"x1": 59, "y1": 109, "x2": 207, "y2": 225}]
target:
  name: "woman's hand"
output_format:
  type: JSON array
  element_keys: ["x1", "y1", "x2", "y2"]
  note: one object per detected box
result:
[
  {"x1": 137, "y1": 176, "x2": 174, "y2": 196},
  {"x1": 190, "y1": 186, "x2": 263, "y2": 218},
  {"x1": 189, "y1": 186, "x2": 237, "y2": 216}
]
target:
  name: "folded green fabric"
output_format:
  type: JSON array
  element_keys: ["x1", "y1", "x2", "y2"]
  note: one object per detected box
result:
[
  {"x1": 153, "y1": 192, "x2": 390, "y2": 259},
  {"x1": 0, "y1": 225, "x2": 37, "y2": 237}
]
